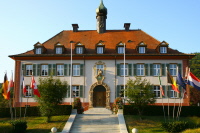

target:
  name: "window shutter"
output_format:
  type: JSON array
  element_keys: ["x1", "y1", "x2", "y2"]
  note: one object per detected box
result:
[
  {"x1": 33, "y1": 64, "x2": 36, "y2": 76},
  {"x1": 145, "y1": 64, "x2": 149, "y2": 76},
  {"x1": 22, "y1": 64, "x2": 25, "y2": 76},
  {"x1": 168, "y1": 85, "x2": 172, "y2": 98},
  {"x1": 80, "y1": 85, "x2": 84, "y2": 98},
  {"x1": 64, "y1": 64, "x2": 67, "y2": 76},
  {"x1": 178, "y1": 64, "x2": 182, "y2": 74},
  {"x1": 162, "y1": 85, "x2": 167, "y2": 98},
  {"x1": 48, "y1": 64, "x2": 52, "y2": 76},
  {"x1": 80, "y1": 64, "x2": 84, "y2": 76},
  {"x1": 66, "y1": 85, "x2": 70, "y2": 98},
  {"x1": 68, "y1": 64, "x2": 71, "y2": 76},
  {"x1": 53, "y1": 64, "x2": 56, "y2": 76},
  {"x1": 116, "y1": 85, "x2": 120, "y2": 98},
  {"x1": 37, "y1": 64, "x2": 41, "y2": 76},
  {"x1": 150, "y1": 64, "x2": 153, "y2": 76},
  {"x1": 128, "y1": 64, "x2": 132, "y2": 76},
  {"x1": 166, "y1": 64, "x2": 170, "y2": 72},
  {"x1": 133, "y1": 64, "x2": 137, "y2": 76},
  {"x1": 179, "y1": 86, "x2": 182, "y2": 98},
  {"x1": 117, "y1": 64, "x2": 121, "y2": 76},
  {"x1": 162, "y1": 64, "x2": 166, "y2": 76}
]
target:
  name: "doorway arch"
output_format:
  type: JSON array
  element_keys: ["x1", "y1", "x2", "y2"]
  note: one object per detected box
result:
[{"x1": 89, "y1": 82, "x2": 110, "y2": 109}]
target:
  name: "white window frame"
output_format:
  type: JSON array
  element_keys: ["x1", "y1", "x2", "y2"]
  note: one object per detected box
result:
[
  {"x1": 139, "y1": 47, "x2": 145, "y2": 53},
  {"x1": 24, "y1": 85, "x2": 32, "y2": 97},
  {"x1": 41, "y1": 65, "x2": 48, "y2": 76},
  {"x1": 76, "y1": 47, "x2": 83, "y2": 54},
  {"x1": 97, "y1": 47, "x2": 104, "y2": 54},
  {"x1": 72, "y1": 86, "x2": 80, "y2": 97},
  {"x1": 160, "y1": 47, "x2": 167, "y2": 53},
  {"x1": 57, "y1": 65, "x2": 64, "y2": 76},
  {"x1": 118, "y1": 47, "x2": 124, "y2": 54},
  {"x1": 153, "y1": 86, "x2": 161, "y2": 98},
  {"x1": 56, "y1": 47, "x2": 62, "y2": 54},
  {"x1": 153, "y1": 64, "x2": 161, "y2": 76},
  {"x1": 35, "y1": 47, "x2": 42, "y2": 54},
  {"x1": 170, "y1": 90, "x2": 178, "y2": 98},
  {"x1": 73, "y1": 64, "x2": 80, "y2": 76},
  {"x1": 120, "y1": 64, "x2": 128, "y2": 76},
  {"x1": 169, "y1": 64, "x2": 177, "y2": 76},
  {"x1": 137, "y1": 64, "x2": 144, "y2": 76},
  {"x1": 26, "y1": 65, "x2": 33, "y2": 76},
  {"x1": 96, "y1": 64, "x2": 104, "y2": 75}
]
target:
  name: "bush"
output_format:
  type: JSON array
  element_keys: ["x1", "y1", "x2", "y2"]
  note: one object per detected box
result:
[
  {"x1": 0, "y1": 122, "x2": 13, "y2": 133},
  {"x1": 112, "y1": 97, "x2": 123, "y2": 114},
  {"x1": 9, "y1": 120, "x2": 27, "y2": 133},
  {"x1": 73, "y1": 98, "x2": 83, "y2": 114},
  {"x1": 161, "y1": 121, "x2": 190, "y2": 133}
]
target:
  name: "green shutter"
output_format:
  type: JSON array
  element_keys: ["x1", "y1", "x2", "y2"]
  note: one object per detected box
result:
[
  {"x1": 117, "y1": 64, "x2": 121, "y2": 76},
  {"x1": 48, "y1": 64, "x2": 52, "y2": 76},
  {"x1": 53, "y1": 64, "x2": 56, "y2": 76},
  {"x1": 80, "y1": 64, "x2": 84, "y2": 76},
  {"x1": 33, "y1": 64, "x2": 36, "y2": 76},
  {"x1": 116, "y1": 85, "x2": 120, "y2": 98},
  {"x1": 162, "y1": 85, "x2": 166, "y2": 98},
  {"x1": 22, "y1": 64, "x2": 25, "y2": 76},
  {"x1": 64, "y1": 64, "x2": 67, "y2": 76},
  {"x1": 150, "y1": 64, "x2": 153, "y2": 76},
  {"x1": 166, "y1": 64, "x2": 170, "y2": 73},
  {"x1": 178, "y1": 64, "x2": 182, "y2": 75},
  {"x1": 162, "y1": 64, "x2": 166, "y2": 76},
  {"x1": 145, "y1": 64, "x2": 149, "y2": 76},
  {"x1": 66, "y1": 85, "x2": 70, "y2": 98},
  {"x1": 80, "y1": 85, "x2": 84, "y2": 98},
  {"x1": 133, "y1": 64, "x2": 137, "y2": 76},
  {"x1": 179, "y1": 86, "x2": 182, "y2": 98},
  {"x1": 128, "y1": 64, "x2": 132, "y2": 76},
  {"x1": 68, "y1": 64, "x2": 71, "y2": 76},
  {"x1": 37, "y1": 64, "x2": 41, "y2": 76},
  {"x1": 168, "y1": 85, "x2": 172, "y2": 98}
]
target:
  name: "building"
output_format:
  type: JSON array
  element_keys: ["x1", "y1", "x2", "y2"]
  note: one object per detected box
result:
[{"x1": 9, "y1": 1, "x2": 195, "y2": 109}]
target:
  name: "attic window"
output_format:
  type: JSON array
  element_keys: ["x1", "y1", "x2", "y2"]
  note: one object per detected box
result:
[
  {"x1": 35, "y1": 47, "x2": 42, "y2": 54},
  {"x1": 75, "y1": 43, "x2": 85, "y2": 54},
  {"x1": 96, "y1": 43, "x2": 105, "y2": 54},
  {"x1": 158, "y1": 41, "x2": 168, "y2": 54},
  {"x1": 54, "y1": 43, "x2": 65, "y2": 54},
  {"x1": 117, "y1": 43, "x2": 125, "y2": 54},
  {"x1": 34, "y1": 42, "x2": 45, "y2": 54},
  {"x1": 137, "y1": 42, "x2": 147, "y2": 54}
]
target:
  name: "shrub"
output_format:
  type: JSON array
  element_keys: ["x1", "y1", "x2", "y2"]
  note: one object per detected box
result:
[
  {"x1": 161, "y1": 121, "x2": 190, "y2": 133},
  {"x1": 0, "y1": 122, "x2": 13, "y2": 133},
  {"x1": 112, "y1": 97, "x2": 123, "y2": 114},
  {"x1": 73, "y1": 98, "x2": 83, "y2": 114},
  {"x1": 9, "y1": 120, "x2": 27, "y2": 133}
]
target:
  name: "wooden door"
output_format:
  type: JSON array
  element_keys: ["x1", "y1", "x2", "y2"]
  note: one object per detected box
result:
[{"x1": 93, "y1": 91, "x2": 106, "y2": 107}]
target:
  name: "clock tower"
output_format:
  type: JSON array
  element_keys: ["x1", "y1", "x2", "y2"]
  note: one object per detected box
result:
[{"x1": 96, "y1": 0, "x2": 107, "y2": 34}]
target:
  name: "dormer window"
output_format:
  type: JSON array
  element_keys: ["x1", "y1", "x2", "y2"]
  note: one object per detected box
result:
[
  {"x1": 34, "y1": 42, "x2": 45, "y2": 54},
  {"x1": 54, "y1": 43, "x2": 65, "y2": 54},
  {"x1": 117, "y1": 42, "x2": 125, "y2": 54},
  {"x1": 96, "y1": 42, "x2": 105, "y2": 54},
  {"x1": 160, "y1": 47, "x2": 167, "y2": 53},
  {"x1": 137, "y1": 42, "x2": 147, "y2": 54},
  {"x1": 75, "y1": 43, "x2": 85, "y2": 54},
  {"x1": 35, "y1": 47, "x2": 42, "y2": 54},
  {"x1": 158, "y1": 41, "x2": 168, "y2": 54}
]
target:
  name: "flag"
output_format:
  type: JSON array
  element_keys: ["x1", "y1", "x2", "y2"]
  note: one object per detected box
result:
[
  {"x1": 2, "y1": 73, "x2": 9, "y2": 99},
  {"x1": 30, "y1": 76, "x2": 40, "y2": 97},
  {"x1": 186, "y1": 72, "x2": 200, "y2": 91},
  {"x1": 167, "y1": 70, "x2": 180, "y2": 93},
  {"x1": 177, "y1": 71, "x2": 187, "y2": 97},
  {"x1": 23, "y1": 77, "x2": 27, "y2": 95},
  {"x1": 6, "y1": 72, "x2": 14, "y2": 100},
  {"x1": 158, "y1": 72, "x2": 164, "y2": 96}
]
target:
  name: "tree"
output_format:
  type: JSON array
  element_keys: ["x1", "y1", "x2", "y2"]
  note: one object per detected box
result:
[
  {"x1": 35, "y1": 76, "x2": 68, "y2": 122},
  {"x1": 126, "y1": 77, "x2": 156, "y2": 120},
  {"x1": 0, "y1": 83, "x2": 9, "y2": 108}
]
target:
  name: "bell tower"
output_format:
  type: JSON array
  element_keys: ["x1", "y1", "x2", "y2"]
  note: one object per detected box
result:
[{"x1": 96, "y1": 0, "x2": 107, "y2": 34}]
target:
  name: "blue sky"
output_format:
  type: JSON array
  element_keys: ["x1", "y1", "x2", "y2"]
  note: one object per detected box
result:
[{"x1": 0, "y1": 0, "x2": 200, "y2": 82}]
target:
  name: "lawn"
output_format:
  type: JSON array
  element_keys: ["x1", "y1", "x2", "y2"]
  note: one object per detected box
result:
[
  {"x1": 0, "y1": 115, "x2": 69, "y2": 133},
  {"x1": 124, "y1": 115, "x2": 200, "y2": 133}
]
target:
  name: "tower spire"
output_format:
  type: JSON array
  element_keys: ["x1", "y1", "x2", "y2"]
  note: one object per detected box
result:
[{"x1": 96, "y1": 0, "x2": 107, "y2": 33}]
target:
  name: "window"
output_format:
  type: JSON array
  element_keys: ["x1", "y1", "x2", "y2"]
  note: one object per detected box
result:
[
  {"x1": 96, "y1": 64, "x2": 104, "y2": 75},
  {"x1": 139, "y1": 47, "x2": 145, "y2": 53},
  {"x1": 97, "y1": 47, "x2": 104, "y2": 54},
  {"x1": 120, "y1": 64, "x2": 128, "y2": 76},
  {"x1": 26, "y1": 65, "x2": 32, "y2": 76},
  {"x1": 160, "y1": 47, "x2": 167, "y2": 53},
  {"x1": 56, "y1": 47, "x2": 62, "y2": 54},
  {"x1": 118, "y1": 47, "x2": 124, "y2": 54},
  {"x1": 137, "y1": 64, "x2": 144, "y2": 76},
  {"x1": 169, "y1": 64, "x2": 177, "y2": 76},
  {"x1": 153, "y1": 64, "x2": 161, "y2": 76},
  {"x1": 57, "y1": 65, "x2": 64, "y2": 76},
  {"x1": 73, "y1": 64, "x2": 80, "y2": 76},
  {"x1": 41, "y1": 65, "x2": 48, "y2": 76},
  {"x1": 72, "y1": 86, "x2": 80, "y2": 97},
  {"x1": 170, "y1": 90, "x2": 178, "y2": 98},
  {"x1": 153, "y1": 86, "x2": 161, "y2": 98},
  {"x1": 24, "y1": 85, "x2": 32, "y2": 97},
  {"x1": 35, "y1": 47, "x2": 42, "y2": 54},
  {"x1": 76, "y1": 47, "x2": 83, "y2": 54}
]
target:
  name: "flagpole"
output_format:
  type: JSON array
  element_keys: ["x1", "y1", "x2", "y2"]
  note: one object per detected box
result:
[
  {"x1": 166, "y1": 66, "x2": 170, "y2": 121},
  {"x1": 70, "y1": 41, "x2": 73, "y2": 105},
  {"x1": 124, "y1": 43, "x2": 125, "y2": 104}
]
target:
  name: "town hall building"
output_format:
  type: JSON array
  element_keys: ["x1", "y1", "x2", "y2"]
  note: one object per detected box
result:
[{"x1": 9, "y1": 1, "x2": 195, "y2": 109}]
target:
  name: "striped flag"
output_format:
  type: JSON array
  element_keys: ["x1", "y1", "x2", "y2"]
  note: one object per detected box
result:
[
  {"x1": 2, "y1": 73, "x2": 9, "y2": 99},
  {"x1": 167, "y1": 70, "x2": 180, "y2": 93},
  {"x1": 30, "y1": 76, "x2": 40, "y2": 97},
  {"x1": 6, "y1": 72, "x2": 14, "y2": 100},
  {"x1": 158, "y1": 72, "x2": 164, "y2": 96}
]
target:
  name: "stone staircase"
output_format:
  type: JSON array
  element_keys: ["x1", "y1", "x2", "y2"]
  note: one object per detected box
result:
[{"x1": 69, "y1": 108, "x2": 120, "y2": 133}]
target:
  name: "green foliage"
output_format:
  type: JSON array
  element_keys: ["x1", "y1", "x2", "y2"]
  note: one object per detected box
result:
[
  {"x1": 9, "y1": 120, "x2": 27, "y2": 133},
  {"x1": 126, "y1": 77, "x2": 156, "y2": 118},
  {"x1": 72, "y1": 98, "x2": 83, "y2": 114},
  {"x1": 112, "y1": 97, "x2": 123, "y2": 114},
  {"x1": 161, "y1": 121, "x2": 190, "y2": 133},
  {"x1": 0, "y1": 122, "x2": 13, "y2": 133},
  {"x1": 34, "y1": 76, "x2": 68, "y2": 122}
]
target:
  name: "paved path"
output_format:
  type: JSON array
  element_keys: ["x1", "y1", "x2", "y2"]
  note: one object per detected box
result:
[{"x1": 69, "y1": 108, "x2": 120, "y2": 133}]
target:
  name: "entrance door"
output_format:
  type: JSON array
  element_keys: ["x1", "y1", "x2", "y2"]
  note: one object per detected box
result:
[{"x1": 93, "y1": 85, "x2": 106, "y2": 107}]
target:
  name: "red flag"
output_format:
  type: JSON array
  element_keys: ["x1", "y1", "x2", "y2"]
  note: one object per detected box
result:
[
  {"x1": 23, "y1": 77, "x2": 27, "y2": 96},
  {"x1": 167, "y1": 70, "x2": 180, "y2": 93},
  {"x1": 6, "y1": 72, "x2": 14, "y2": 100},
  {"x1": 2, "y1": 73, "x2": 9, "y2": 99},
  {"x1": 30, "y1": 76, "x2": 40, "y2": 97}
]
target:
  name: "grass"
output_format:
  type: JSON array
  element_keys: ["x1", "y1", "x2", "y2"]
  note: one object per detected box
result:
[
  {"x1": 0, "y1": 115, "x2": 69, "y2": 133},
  {"x1": 124, "y1": 115, "x2": 200, "y2": 133}
]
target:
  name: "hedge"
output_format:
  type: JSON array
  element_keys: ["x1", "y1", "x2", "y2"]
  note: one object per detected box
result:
[
  {"x1": 0, "y1": 105, "x2": 72, "y2": 118},
  {"x1": 124, "y1": 105, "x2": 200, "y2": 117}
]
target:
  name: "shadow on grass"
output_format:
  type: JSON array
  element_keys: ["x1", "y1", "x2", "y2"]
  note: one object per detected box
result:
[{"x1": 27, "y1": 128, "x2": 62, "y2": 133}]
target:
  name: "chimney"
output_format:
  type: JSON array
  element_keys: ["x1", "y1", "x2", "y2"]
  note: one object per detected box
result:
[
  {"x1": 72, "y1": 24, "x2": 79, "y2": 32},
  {"x1": 124, "y1": 23, "x2": 131, "y2": 31}
]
